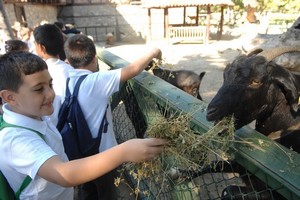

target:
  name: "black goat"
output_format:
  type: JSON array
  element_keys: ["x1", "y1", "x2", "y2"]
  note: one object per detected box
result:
[
  {"x1": 205, "y1": 47, "x2": 300, "y2": 200},
  {"x1": 207, "y1": 44, "x2": 300, "y2": 152},
  {"x1": 148, "y1": 66, "x2": 206, "y2": 100},
  {"x1": 207, "y1": 48, "x2": 300, "y2": 153}
]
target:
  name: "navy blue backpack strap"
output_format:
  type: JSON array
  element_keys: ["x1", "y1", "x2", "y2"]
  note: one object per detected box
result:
[
  {"x1": 64, "y1": 75, "x2": 86, "y2": 105},
  {"x1": 56, "y1": 75, "x2": 87, "y2": 131},
  {"x1": 65, "y1": 78, "x2": 71, "y2": 98},
  {"x1": 71, "y1": 75, "x2": 107, "y2": 137},
  {"x1": 99, "y1": 105, "x2": 109, "y2": 134},
  {"x1": 72, "y1": 75, "x2": 108, "y2": 136},
  {"x1": 72, "y1": 75, "x2": 87, "y2": 97},
  {"x1": 57, "y1": 74, "x2": 109, "y2": 159}
]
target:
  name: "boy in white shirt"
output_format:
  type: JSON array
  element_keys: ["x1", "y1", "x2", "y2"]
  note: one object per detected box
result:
[
  {"x1": 0, "y1": 51, "x2": 166, "y2": 200},
  {"x1": 33, "y1": 24, "x2": 73, "y2": 125},
  {"x1": 63, "y1": 34, "x2": 162, "y2": 199}
]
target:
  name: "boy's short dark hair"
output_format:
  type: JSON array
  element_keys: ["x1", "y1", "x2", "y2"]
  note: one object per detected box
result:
[
  {"x1": 5, "y1": 39, "x2": 28, "y2": 53},
  {"x1": 0, "y1": 52, "x2": 48, "y2": 92},
  {"x1": 33, "y1": 24, "x2": 64, "y2": 57},
  {"x1": 64, "y1": 34, "x2": 96, "y2": 69},
  {"x1": 54, "y1": 21, "x2": 65, "y2": 31}
]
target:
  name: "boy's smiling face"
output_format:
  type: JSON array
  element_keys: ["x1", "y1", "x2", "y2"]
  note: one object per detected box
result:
[{"x1": 8, "y1": 69, "x2": 55, "y2": 120}]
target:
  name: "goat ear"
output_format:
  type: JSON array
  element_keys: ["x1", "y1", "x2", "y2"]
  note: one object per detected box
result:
[
  {"x1": 145, "y1": 60, "x2": 155, "y2": 71},
  {"x1": 268, "y1": 64, "x2": 299, "y2": 113}
]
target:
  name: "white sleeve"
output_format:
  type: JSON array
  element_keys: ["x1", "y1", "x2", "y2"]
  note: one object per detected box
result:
[{"x1": 2, "y1": 128, "x2": 57, "y2": 179}]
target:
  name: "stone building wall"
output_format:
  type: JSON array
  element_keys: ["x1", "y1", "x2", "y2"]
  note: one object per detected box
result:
[
  {"x1": 3, "y1": 4, "x2": 57, "y2": 29},
  {"x1": 4, "y1": 4, "x2": 17, "y2": 25},
  {"x1": 57, "y1": 4, "x2": 164, "y2": 43},
  {"x1": 24, "y1": 5, "x2": 58, "y2": 28},
  {"x1": 0, "y1": 3, "x2": 57, "y2": 44},
  {"x1": 0, "y1": 3, "x2": 165, "y2": 43}
]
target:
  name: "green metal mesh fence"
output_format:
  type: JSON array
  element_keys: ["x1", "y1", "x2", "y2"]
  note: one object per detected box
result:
[{"x1": 110, "y1": 81, "x2": 288, "y2": 200}]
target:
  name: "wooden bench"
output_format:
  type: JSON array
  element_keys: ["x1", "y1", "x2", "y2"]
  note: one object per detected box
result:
[{"x1": 168, "y1": 26, "x2": 206, "y2": 44}]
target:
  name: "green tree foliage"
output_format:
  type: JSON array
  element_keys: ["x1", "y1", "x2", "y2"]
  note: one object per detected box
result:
[
  {"x1": 257, "y1": 0, "x2": 299, "y2": 13},
  {"x1": 232, "y1": 0, "x2": 299, "y2": 13}
]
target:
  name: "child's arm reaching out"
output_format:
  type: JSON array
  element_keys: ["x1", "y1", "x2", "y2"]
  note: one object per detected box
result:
[
  {"x1": 120, "y1": 48, "x2": 162, "y2": 82},
  {"x1": 38, "y1": 138, "x2": 167, "y2": 187}
]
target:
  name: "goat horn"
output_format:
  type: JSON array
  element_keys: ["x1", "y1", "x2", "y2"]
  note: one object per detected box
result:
[
  {"x1": 258, "y1": 46, "x2": 300, "y2": 61},
  {"x1": 246, "y1": 47, "x2": 263, "y2": 56}
]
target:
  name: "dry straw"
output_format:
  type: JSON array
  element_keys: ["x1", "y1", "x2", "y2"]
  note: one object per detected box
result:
[
  {"x1": 115, "y1": 113, "x2": 236, "y2": 198},
  {"x1": 147, "y1": 113, "x2": 235, "y2": 170}
]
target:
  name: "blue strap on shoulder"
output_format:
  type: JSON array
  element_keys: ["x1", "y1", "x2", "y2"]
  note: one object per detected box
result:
[{"x1": 67, "y1": 75, "x2": 109, "y2": 135}]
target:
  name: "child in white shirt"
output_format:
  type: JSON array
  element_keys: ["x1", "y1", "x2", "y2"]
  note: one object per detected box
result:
[{"x1": 63, "y1": 34, "x2": 163, "y2": 200}]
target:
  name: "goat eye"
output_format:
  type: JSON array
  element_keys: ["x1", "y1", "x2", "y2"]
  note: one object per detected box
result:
[
  {"x1": 249, "y1": 80, "x2": 262, "y2": 88},
  {"x1": 192, "y1": 88, "x2": 197, "y2": 96},
  {"x1": 168, "y1": 73, "x2": 175, "y2": 78}
]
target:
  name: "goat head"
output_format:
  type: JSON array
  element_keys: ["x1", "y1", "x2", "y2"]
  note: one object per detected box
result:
[
  {"x1": 152, "y1": 67, "x2": 206, "y2": 100},
  {"x1": 206, "y1": 55, "x2": 299, "y2": 133}
]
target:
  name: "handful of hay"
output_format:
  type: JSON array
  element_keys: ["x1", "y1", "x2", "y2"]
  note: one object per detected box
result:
[
  {"x1": 115, "y1": 113, "x2": 236, "y2": 198},
  {"x1": 147, "y1": 114, "x2": 235, "y2": 170}
]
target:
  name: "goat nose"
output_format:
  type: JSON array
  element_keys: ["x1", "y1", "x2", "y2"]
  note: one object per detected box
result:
[
  {"x1": 196, "y1": 93, "x2": 203, "y2": 101},
  {"x1": 206, "y1": 106, "x2": 219, "y2": 121}
]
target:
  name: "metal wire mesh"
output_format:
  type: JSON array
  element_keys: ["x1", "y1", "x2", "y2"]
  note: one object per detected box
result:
[{"x1": 111, "y1": 81, "x2": 287, "y2": 200}]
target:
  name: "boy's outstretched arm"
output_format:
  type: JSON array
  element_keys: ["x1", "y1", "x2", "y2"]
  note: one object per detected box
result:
[
  {"x1": 120, "y1": 48, "x2": 162, "y2": 82},
  {"x1": 38, "y1": 138, "x2": 166, "y2": 187}
]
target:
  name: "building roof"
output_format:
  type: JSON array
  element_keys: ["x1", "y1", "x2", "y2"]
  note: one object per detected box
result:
[{"x1": 142, "y1": 0, "x2": 234, "y2": 8}]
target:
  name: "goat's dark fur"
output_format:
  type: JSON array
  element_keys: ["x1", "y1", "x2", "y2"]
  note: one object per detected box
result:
[
  {"x1": 206, "y1": 55, "x2": 300, "y2": 153},
  {"x1": 204, "y1": 54, "x2": 299, "y2": 199},
  {"x1": 151, "y1": 67, "x2": 206, "y2": 100}
]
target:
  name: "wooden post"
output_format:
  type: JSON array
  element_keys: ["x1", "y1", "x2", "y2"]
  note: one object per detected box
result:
[
  {"x1": 205, "y1": 5, "x2": 211, "y2": 44},
  {"x1": 196, "y1": 6, "x2": 199, "y2": 26},
  {"x1": 217, "y1": 6, "x2": 224, "y2": 40},
  {"x1": 183, "y1": 7, "x2": 186, "y2": 25},
  {"x1": 147, "y1": 8, "x2": 152, "y2": 41},
  {"x1": 164, "y1": 8, "x2": 169, "y2": 38}
]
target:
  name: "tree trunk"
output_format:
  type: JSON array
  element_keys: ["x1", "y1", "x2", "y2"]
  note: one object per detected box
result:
[{"x1": 0, "y1": 0, "x2": 14, "y2": 41}]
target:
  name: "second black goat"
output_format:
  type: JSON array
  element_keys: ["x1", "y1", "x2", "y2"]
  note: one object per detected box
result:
[{"x1": 148, "y1": 66, "x2": 206, "y2": 100}]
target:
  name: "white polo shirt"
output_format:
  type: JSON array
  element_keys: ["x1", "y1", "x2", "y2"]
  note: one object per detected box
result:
[
  {"x1": 0, "y1": 104, "x2": 73, "y2": 200},
  {"x1": 46, "y1": 58, "x2": 73, "y2": 126},
  {"x1": 46, "y1": 58, "x2": 73, "y2": 100},
  {"x1": 65, "y1": 68, "x2": 121, "y2": 152}
]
